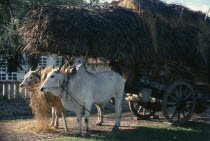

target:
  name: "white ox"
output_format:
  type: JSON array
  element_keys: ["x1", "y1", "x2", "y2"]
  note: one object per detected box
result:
[{"x1": 40, "y1": 63, "x2": 125, "y2": 137}]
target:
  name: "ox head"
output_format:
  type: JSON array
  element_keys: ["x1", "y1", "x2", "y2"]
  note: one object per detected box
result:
[
  {"x1": 40, "y1": 66, "x2": 65, "y2": 96},
  {"x1": 40, "y1": 63, "x2": 83, "y2": 96},
  {"x1": 40, "y1": 65, "x2": 77, "y2": 96},
  {"x1": 20, "y1": 67, "x2": 42, "y2": 88}
]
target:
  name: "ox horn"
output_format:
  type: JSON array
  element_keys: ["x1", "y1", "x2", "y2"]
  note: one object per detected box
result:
[
  {"x1": 35, "y1": 66, "x2": 42, "y2": 73},
  {"x1": 29, "y1": 66, "x2": 33, "y2": 71}
]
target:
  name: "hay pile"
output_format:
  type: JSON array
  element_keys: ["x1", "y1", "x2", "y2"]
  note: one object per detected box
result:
[
  {"x1": 118, "y1": 0, "x2": 138, "y2": 10},
  {"x1": 15, "y1": 116, "x2": 52, "y2": 133},
  {"x1": 20, "y1": 0, "x2": 210, "y2": 87},
  {"x1": 30, "y1": 92, "x2": 63, "y2": 121},
  {"x1": 22, "y1": 92, "x2": 62, "y2": 133}
]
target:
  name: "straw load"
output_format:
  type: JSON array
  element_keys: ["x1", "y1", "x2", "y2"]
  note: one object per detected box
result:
[{"x1": 20, "y1": 0, "x2": 210, "y2": 90}]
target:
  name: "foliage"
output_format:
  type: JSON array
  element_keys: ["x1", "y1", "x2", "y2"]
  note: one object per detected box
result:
[{"x1": 0, "y1": 0, "x2": 85, "y2": 72}]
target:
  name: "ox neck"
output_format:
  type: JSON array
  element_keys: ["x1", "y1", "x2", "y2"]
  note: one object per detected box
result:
[{"x1": 60, "y1": 73, "x2": 71, "y2": 90}]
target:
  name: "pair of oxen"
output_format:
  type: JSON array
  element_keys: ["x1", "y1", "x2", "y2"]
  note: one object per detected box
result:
[{"x1": 20, "y1": 62, "x2": 125, "y2": 137}]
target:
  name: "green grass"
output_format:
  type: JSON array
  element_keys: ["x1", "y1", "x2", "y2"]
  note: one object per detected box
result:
[{"x1": 46, "y1": 122, "x2": 210, "y2": 141}]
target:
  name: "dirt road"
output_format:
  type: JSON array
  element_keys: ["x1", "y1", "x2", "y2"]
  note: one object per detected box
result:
[{"x1": 0, "y1": 110, "x2": 209, "y2": 141}]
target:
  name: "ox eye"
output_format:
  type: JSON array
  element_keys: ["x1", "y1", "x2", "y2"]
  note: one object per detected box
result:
[
  {"x1": 51, "y1": 75, "x2": 55, "y2": 78},
  {"x1": 30, "y1": 76, "x2": 33, "y2": 79}
]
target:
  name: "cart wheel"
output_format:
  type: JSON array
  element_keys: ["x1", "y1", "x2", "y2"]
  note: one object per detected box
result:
[
  {"x1": 162, "y1": 81, "x2": 196, "y2": 125},
  {"x1": 129, "y1": 101, "x2": 156, "y2": 119}
]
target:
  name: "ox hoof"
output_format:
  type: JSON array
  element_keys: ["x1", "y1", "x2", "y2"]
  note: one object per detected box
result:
[
  {"x1": 54, "y1": 125, "x2": 59, "y2": 129},
  {"x1": 75, "y1": 133, "x2": 81, "y2": 137},
  {"x1": 112, "y1": 126, "x2": 119, "y2": 132},
  {"x1": 85, "y1": 133, "x2": 91, "y2": 138},
  {"x1": 96, "y1": 122, "x2": 102, "y2": 126}
]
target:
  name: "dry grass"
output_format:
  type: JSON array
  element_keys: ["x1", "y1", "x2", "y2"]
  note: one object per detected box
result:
[
  {"x1": 15, "y1": 119, "x2": 53, "y2": 133},
  {"x1": 29, "y1": 92, "x2": 63, "y2": 120}
]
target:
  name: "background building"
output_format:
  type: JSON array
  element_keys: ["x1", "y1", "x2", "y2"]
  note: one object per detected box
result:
[
  {"x1": 0, "y1": 54, "x2": 110, "y2": 81},
  {"x1": 0, "y1": 54, "x2": 62, "y2": 81}
]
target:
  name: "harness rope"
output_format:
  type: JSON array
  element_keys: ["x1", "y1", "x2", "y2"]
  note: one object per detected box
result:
[{"x1": 60, "y1": 74, "x2": 92, "y2": 113}]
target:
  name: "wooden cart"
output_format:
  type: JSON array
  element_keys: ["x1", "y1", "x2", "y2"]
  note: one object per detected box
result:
[{"x1": 125, "y1": 62, "x2": 209, "y2": 125}]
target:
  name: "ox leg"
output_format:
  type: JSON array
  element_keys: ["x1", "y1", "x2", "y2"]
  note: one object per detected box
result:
[
  {"x1": 84, "y1": 106, "x2": 91, "y2": 137},
  {"x1": 112, "y1": 98, "x2": 122, "y2": 131},
  {"x1": 50, "y1": 107, "x2": 55, "y2": 127},
  {"x1": 54, "y1": 107, "x2": 59, "y2": 129},
  {"x1": 75, "y1": 111, "x2": 82, "y2": 137},
  {"x1": 95, "y1": 105, "x2": 103, "y2": 126},
  {"x1": 61, "y1": 111, "x2": 68, "y2": 131}
]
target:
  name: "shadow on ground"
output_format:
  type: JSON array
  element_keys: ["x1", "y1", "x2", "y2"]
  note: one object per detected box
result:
[{"x1": 83, "y1": 121, "x2": 210, "y2": 141}]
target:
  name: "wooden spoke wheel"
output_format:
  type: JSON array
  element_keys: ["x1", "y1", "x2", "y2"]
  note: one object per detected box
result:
[
  {"x1": 129, "y1": 101, "x2": 156, "y2": 119},
  {"x1": 162, "y1": 81, "x2": 196, "y2": 125}
]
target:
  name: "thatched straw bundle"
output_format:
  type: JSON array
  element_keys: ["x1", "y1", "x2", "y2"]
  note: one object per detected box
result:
[{"x1": 20, "y1": 0, "x2": 210, "y2": 83}]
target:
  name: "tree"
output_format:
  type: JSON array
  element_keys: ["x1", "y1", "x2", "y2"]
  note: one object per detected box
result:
[{"x1": 0, "y1": 0, "x2": 85, "y2": 72}]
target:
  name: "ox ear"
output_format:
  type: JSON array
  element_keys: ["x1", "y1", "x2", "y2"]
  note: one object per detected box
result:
[{"x1": 52, "y1": 65, "x2": 55, "y2": 69}]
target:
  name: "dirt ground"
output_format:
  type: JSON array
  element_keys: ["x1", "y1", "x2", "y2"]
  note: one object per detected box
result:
[{"x1": 0, "y1": 109, "x2": 209, "y2": 141}]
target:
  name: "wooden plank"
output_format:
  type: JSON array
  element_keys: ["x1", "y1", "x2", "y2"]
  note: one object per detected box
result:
[
  {"x1": 3, "y1": 83, "x2": 8, "y2": 100},
  {"x1": 15, "y1": 83, "x2": 20, "y2": 99},
  {"x1": 10, "y1": 83, "x2": 15, "y2": 99},
  {"x1": 25, "y1": 89, "x2": 29, "y2": 99},
  {"x1": 19, "y1": 87, "x2": 25, "y2": 99},
  {"x1": 0, "y1": 83, "x2": 3, "y2": 100},
  {"x1": 30, "y1": 92, "x2": 33, "y2": 98}
]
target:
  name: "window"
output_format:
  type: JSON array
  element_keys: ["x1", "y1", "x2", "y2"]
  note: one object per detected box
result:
[
  {"x1": 39, "y1": 56, "x2": 47, "y2": 66},
  {"x1": 56, "y1": 56, "x2": 62, "y2": 66},
  {"x1": 0, "y1": 73, "x2": 6, "y2": 80},
  {"x1": 0, "y1": 56, "x2": 7, "y2": 72},
  {"x1": 8, "y1": 73, "x2": 17, "y2": 80}
]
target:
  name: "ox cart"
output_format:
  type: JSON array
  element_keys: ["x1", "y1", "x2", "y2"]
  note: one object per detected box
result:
[
  {"x1": 125, "y1": 61, "x2": 209, "y2": 125},
  {"x1": 20, "y1": 0, "x2": 210, "y2": 126}
]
